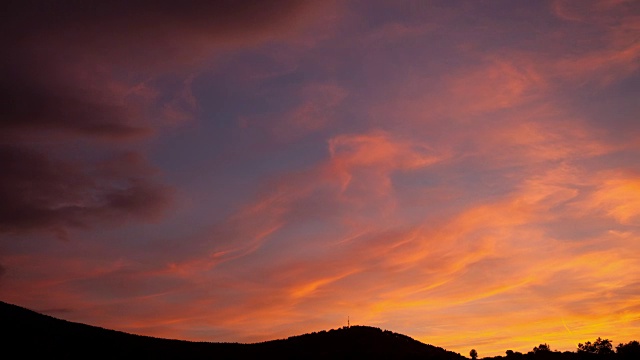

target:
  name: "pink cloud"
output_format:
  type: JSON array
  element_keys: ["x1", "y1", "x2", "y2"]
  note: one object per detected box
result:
[
  {"x1": 272, "y1": 83, "x2": 349, "y2": 139},
  {"x1": 2, "y1": 1, "x2": 639, "y2": 357}
]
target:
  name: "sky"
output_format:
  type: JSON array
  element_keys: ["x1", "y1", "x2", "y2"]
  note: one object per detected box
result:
[{"x1": 1, "y1": 0, "x2": 639, "y2": 357}]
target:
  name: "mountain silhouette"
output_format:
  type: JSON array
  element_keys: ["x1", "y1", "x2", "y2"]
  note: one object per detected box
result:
[{"x1": 1, "y1": 300, "x2": 467, "y2": 359}]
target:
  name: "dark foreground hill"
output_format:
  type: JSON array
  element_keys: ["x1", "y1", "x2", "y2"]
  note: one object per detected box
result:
[{"x1": 1, "y1": 300, "x2": 466, "y2": 359}]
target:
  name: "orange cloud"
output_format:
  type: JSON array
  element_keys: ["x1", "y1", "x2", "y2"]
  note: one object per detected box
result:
[
  {"x1": 573, "y1": 174, "x2": 640, "y2": 225},
  {"x1": 445, "y1": 58, "x2": 546, "y2": 115},
  {"x1": 2, "y1": 1, "x2": 639, "y2": 357}
]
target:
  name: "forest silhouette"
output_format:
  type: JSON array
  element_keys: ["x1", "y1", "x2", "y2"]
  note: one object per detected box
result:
[{"x1": 2, "y1": 300, "x2": 638, "y2": 360}]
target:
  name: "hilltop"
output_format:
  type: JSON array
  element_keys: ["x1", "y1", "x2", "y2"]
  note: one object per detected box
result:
[
  {"x1": 0, "y1": 300, "x2": 466, "y2": 359},
  {"x1": 5, "y1": 300, "x2": 637, "y2": 359}
]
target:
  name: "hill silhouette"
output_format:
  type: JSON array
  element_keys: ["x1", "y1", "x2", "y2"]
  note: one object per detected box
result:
[{"x1": 1, "y1": 300, "x2": 466, "y2": 359}]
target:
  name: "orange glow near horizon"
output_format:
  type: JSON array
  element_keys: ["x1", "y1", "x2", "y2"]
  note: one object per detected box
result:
[{"x1": 1, "y1": 0, "x2": 639, "y2": 357}]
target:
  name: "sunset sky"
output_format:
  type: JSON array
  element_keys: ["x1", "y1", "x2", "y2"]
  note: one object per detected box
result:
[{"x1": 1, "y1": 0, "x2": 639, "y2": 356}]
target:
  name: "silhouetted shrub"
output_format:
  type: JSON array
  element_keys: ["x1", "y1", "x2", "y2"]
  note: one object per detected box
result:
[
  {"x1": 534, "y1": 344, "x2": 552, "y2": 354},
  {"x1": 470, "y1": 349, "x2": 478, "y2": 360},
  {"x1": 616, "y1": 341, "x2": 640, "y2": 359},
  {"x1": 578, "y1": 338, "x2": 613, "y2": 355}
]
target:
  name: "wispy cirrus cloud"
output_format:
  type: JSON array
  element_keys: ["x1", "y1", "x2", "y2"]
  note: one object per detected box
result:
[{"x1": 1, "y1": 1, "x2": 639, "y2": 357}]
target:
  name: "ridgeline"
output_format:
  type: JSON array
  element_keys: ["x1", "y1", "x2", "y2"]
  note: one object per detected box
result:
[
  {"x1": 2, "y1": 301, "x2": 638, "y2": 359},
  {"x1": 1, "y1": 300, "x2": 463, "y2": 359}
]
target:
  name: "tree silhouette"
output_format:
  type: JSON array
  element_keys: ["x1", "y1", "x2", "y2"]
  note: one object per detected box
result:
[
  {"x1": 533, "y1": 343, "x2": 551, "y2": 354},
  {"x1": 470, "y1": 349, "x2": 478, "y2": 360},
  {"x1": 616, "y1": 340, "x2": 640, "y2": 358},
  {"x1": 505, "y1": 350, "x2": 523, "y2": 358},
  {"x1": 578, "y1": 337, "x2": 613, "y2": 355},
  {"x1": 506, "y1": 350, "x2": 514, "y2": 357}
]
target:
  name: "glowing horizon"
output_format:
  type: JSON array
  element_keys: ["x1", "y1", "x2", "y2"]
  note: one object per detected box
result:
[{"x1": 1, "y1": 0, "x2": 639, "y2": 357}]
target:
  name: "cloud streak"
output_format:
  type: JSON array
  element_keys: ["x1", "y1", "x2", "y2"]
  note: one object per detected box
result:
[{"x1": 1, "y1": 0, "x2": 639, "y2": 357}]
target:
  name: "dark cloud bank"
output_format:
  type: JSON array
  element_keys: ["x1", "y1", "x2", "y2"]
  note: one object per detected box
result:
[{"x1": 1, "y1": 1, "x2": 308, "y2": 237}]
